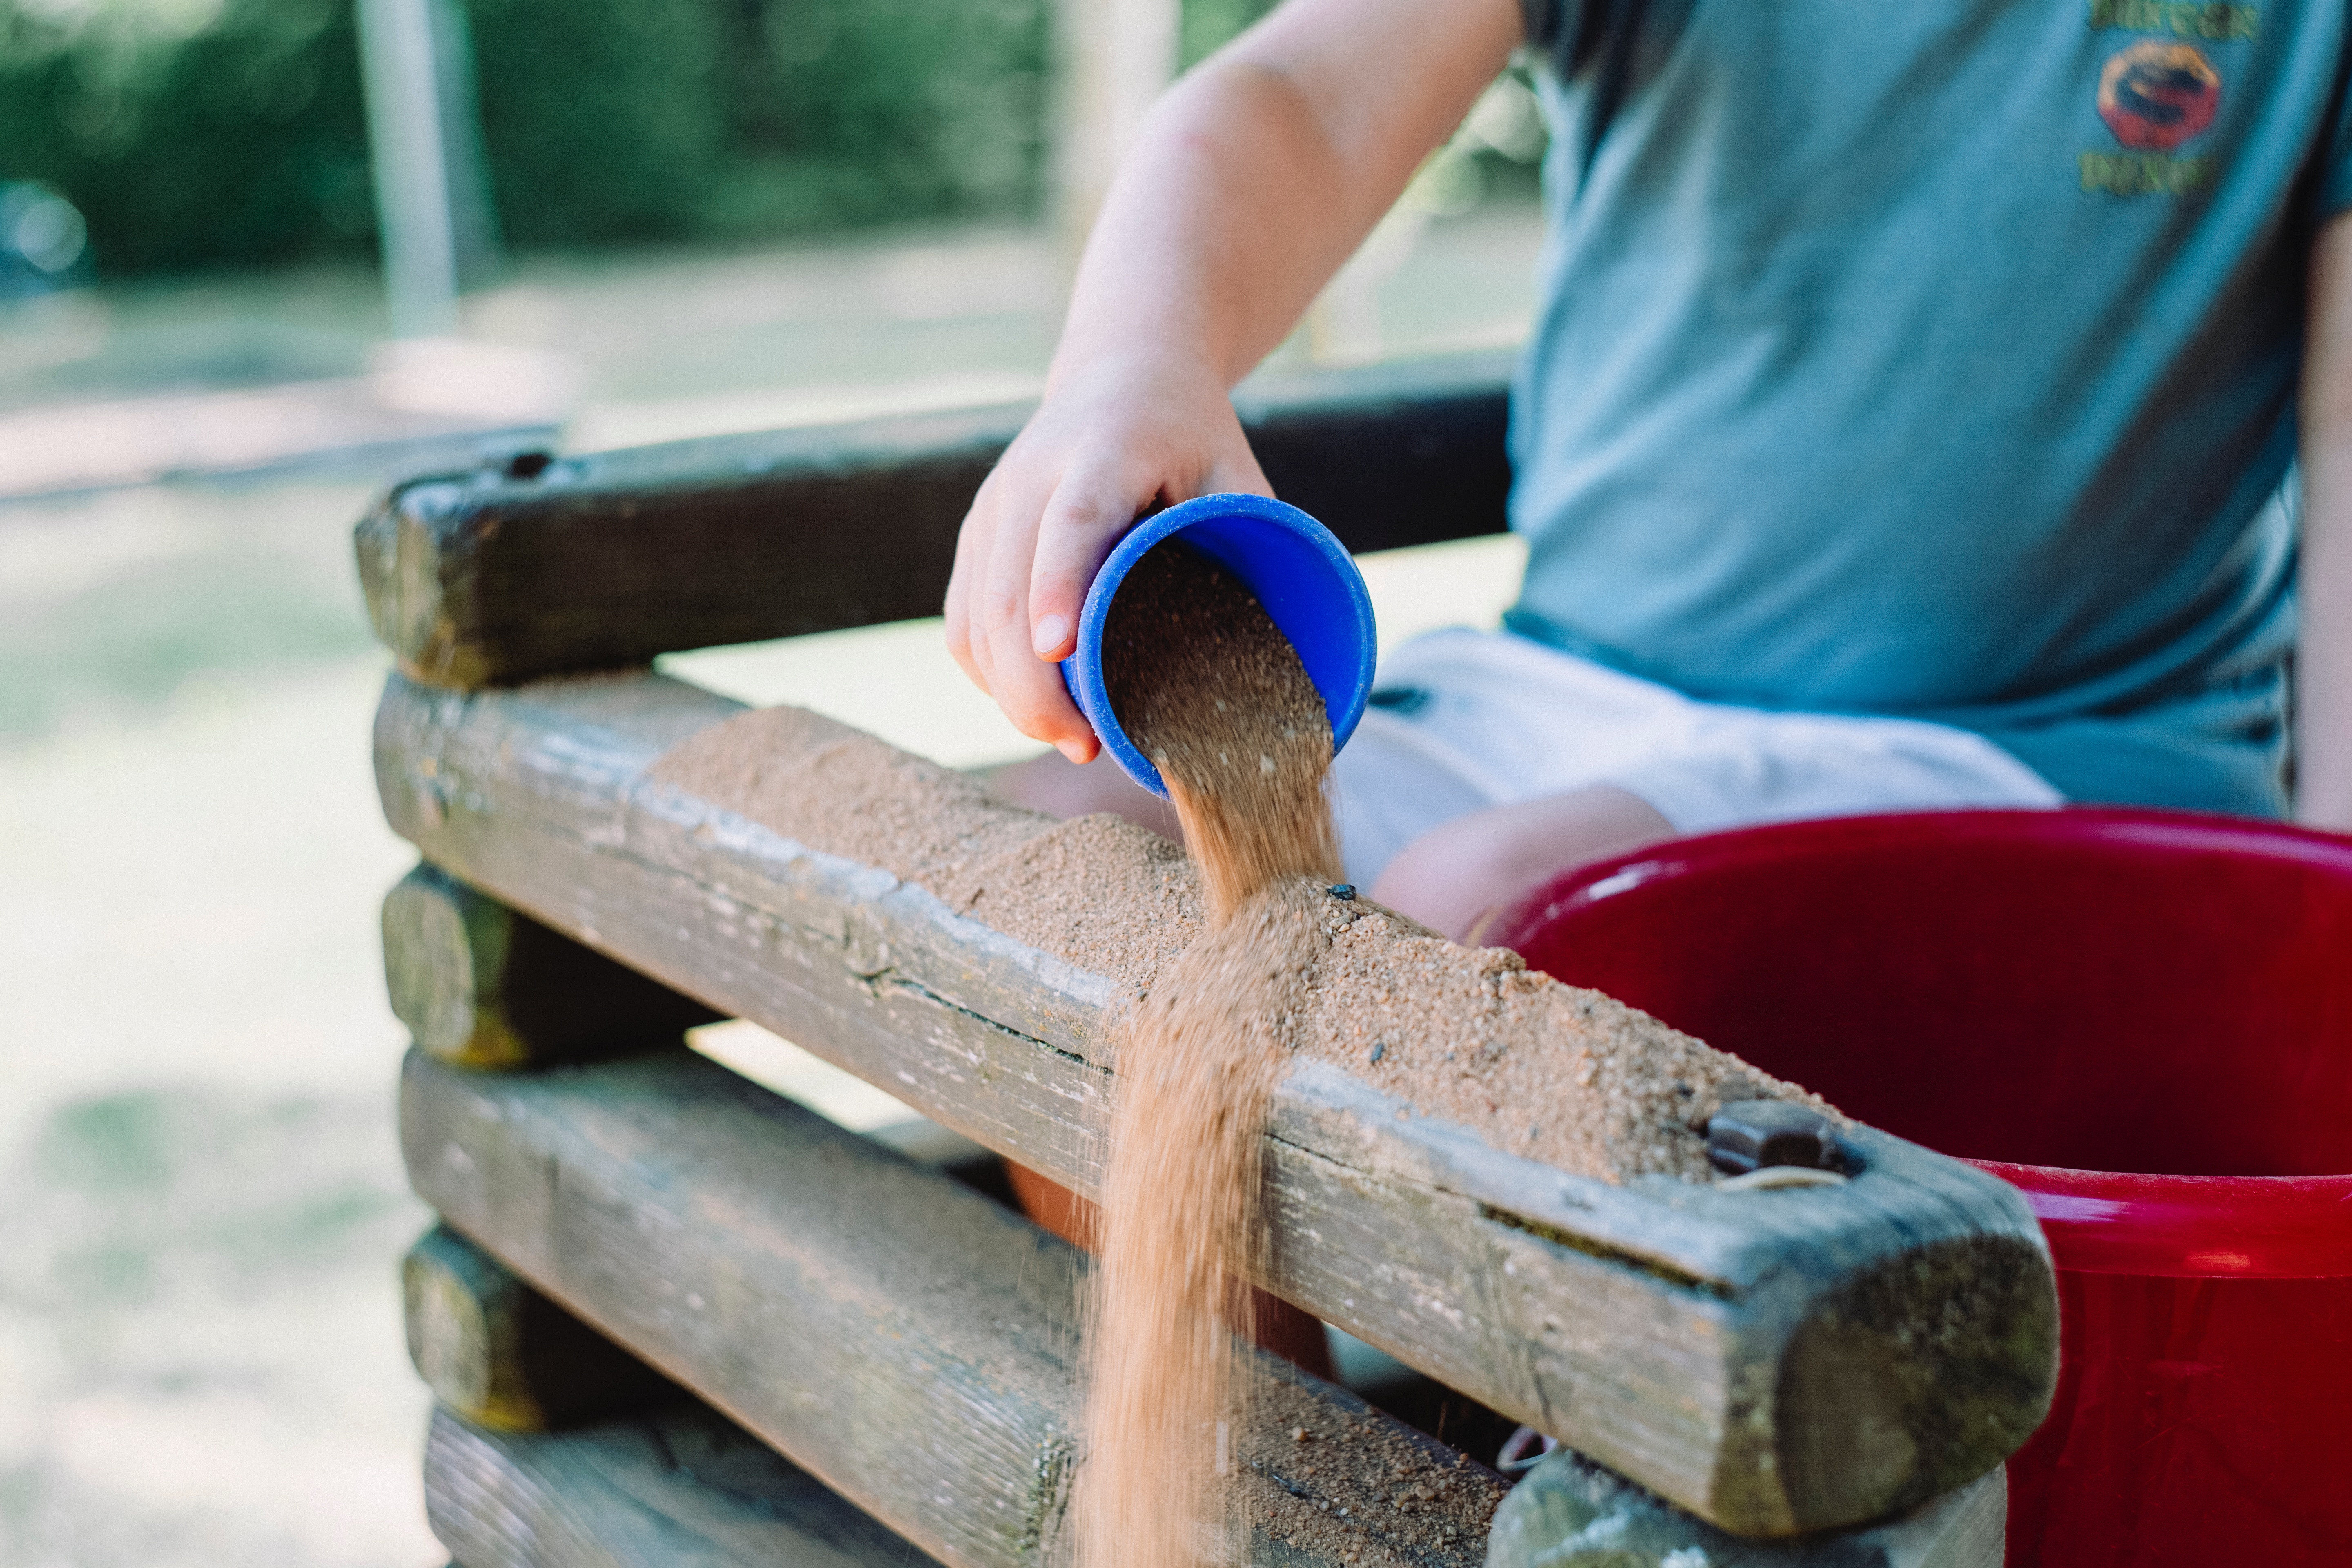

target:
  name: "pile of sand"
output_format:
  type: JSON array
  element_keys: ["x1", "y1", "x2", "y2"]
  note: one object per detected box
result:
[
  {"x1": 652, "y1": 708, "x2": 1808, "y2": 1187},
  {"x1": 653, "y1": 704, "x2": 1211, "y2": 992}
]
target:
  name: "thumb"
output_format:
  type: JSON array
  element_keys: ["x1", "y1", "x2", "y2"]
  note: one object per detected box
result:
[{"x1": 1029, "y1": 457, "x2": 1151, "y2": 660}]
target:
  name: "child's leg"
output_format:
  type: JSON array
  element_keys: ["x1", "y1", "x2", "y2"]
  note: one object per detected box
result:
[
  {"x1": 1370, "y1": 784, "x2": 1673, "y2": 942},
  {"x1": 1336, "y1": 630, "x2": 2065, "y2": 944}
]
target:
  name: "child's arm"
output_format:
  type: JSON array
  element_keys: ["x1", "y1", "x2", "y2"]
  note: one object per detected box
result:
[
  {"x1": 2297, "y1": 212, "x2": 2352, "y2": 826},
  {"x1": 944, "y1": 0, "x2": 1524, "y2": 761}
]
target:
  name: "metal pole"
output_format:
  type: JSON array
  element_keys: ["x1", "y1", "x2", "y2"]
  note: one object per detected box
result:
[{"x1": 358, "y1": 0, "x2": 461, "y2": 338}]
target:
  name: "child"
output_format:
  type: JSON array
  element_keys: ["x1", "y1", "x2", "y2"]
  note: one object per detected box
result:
[{"x1": 946, "y1": 0, "x2": 2352, "y2": 939}]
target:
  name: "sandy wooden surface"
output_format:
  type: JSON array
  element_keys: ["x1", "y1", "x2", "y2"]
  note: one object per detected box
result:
[{"x1": 0, "y1": 474, "x2": 1524, "y2": 1567}]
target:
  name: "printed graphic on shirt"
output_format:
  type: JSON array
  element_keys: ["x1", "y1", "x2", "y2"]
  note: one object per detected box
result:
[
  {"x1": 2098, "y1": 41, "x2": 2222, "y2": 151},
  {"x1": 2080, "y1": 150, "x2": 2217, "y2": 194},
  {"x1": 2086, "y1": 0, "x2": 2259, "y2": 42}
]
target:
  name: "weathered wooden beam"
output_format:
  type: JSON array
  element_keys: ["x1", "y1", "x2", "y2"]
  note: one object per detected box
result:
[
  {"x1": 1487, "y1": 1450, "x2": 2005, "y2": 1568},
  {"x1": 384, "y1": 861, "x2": 721, "y2": 1069},
  {"x1": 373, "y1": 670, "x2": 2058, "y2": 1537},
  {"x1": 424, "y1": 1403, "x2": 942, "y2": 1568},
  {"x1": 404, "y1": 1223, "x2": 675, "y2": 1430},
  {"x1": 403, "y1": 1047, "x2": 2002, "y2": 1568},
  {"x1": 403, "y1": 1046, "x2": 1511, "y2": 1568},
  {"x1": 354, "y1": 352, "x2": 1512, "y2": 688}
]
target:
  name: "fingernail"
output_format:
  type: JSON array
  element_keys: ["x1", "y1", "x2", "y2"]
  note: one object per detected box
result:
[{"x1": 1032, "y1": 615, "x2": 1070, "y2": 657}]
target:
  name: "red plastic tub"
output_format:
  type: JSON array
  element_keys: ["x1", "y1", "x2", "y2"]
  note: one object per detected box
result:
[{"x1": 1483, "y1": 809, "x2": 2352, "y2": 1566}]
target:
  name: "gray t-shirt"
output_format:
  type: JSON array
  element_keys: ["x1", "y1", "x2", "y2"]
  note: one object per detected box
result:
[{"x1": 1507, "y1": 0, "x2": 2352, "y2": 816}]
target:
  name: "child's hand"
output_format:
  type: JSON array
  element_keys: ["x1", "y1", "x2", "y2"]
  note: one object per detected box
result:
[
  {"x1": 944, "y1": 352, "x2": 1270, "y2": 764},
  {"x1": 939, "y1": 0, "x2": 1517, "y2": 763}
]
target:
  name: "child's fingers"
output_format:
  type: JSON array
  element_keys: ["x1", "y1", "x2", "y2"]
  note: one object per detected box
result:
[
  {"x1": 984, "y1": 474, "x2": 1100, "y2": 762},
  {"x1": 988, "y1": 615, "x2": 1098, "y2": 760},
  {"x1": 943, "y1": 487, "x2": 995, "y2": 693},
  {"x1": 960, "y1": 458, "x2": 1061, "y2": 701},
  {"x1": 1029, "y1": 450, "x2": 1150, "y2": 661}
]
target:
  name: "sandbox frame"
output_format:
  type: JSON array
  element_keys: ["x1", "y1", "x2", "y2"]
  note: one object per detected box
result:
[{"x1": 363, "y1": 352, "x2": 2046, "y2": 1567}]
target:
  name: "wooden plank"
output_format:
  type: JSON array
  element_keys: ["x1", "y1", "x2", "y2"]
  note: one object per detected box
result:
[
  {"x1": 354, "y1": 353, "x2": 1512, "y2": 688},
  {"x1": 1486, "y1": 1450, "x2": 2004, "y2": 1568},
  {"x1": 404, "y1": 1223, "x2": 676, "y2": 1430},
  {"x1": 423, "y1": 1403, "x2": 942, "y2": 1568},
  {"x1": 403, "y1": 1047, "x2": 1513, "y2": 1568},
  {"x1": 373, "y1": 670, "x2": 2058, "y2": 1537},
  {"x1": 385, "y1": 863, "x2": 721, "y2": 1069},
  {"x1": 403, "y1": 1047, "x2": 2002, "y2": 1568}
]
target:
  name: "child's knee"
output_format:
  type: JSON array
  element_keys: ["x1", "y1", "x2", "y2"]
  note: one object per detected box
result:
[
  {"x1": 1370, "y1": 787, "x2": 1673, "y2": 942},
  {"x1": 1370, "y1": 810, "x2": 1536, "y2": 940}
]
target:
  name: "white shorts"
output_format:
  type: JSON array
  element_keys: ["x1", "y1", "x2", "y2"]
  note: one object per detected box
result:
[{"x1": 1330, "y1": 628, "x2": 2062, "y2": 888}]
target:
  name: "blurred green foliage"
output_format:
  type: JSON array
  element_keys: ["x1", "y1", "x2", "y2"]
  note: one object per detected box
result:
[
  {"x1": 471, "y1": 0, "x2": 1054, "y2": 249},
  {"x1": 0, "y1": 0, "x2": 377, "y2": 274},
  {"x1": 0, "y1": 0, "x2": 1482, "y2": 278},
  {"x1": 0, "y1": 0, "x2": 1076, "y2": 274}
]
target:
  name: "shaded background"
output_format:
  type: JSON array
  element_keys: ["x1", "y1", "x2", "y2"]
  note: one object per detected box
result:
[
  {"x1": 0, "y1": 0, "x2": 1486, "y2": 275},
  {"x1": 3, "y1": 0, "x2": 1058, "y2": 272},
  {"x1": 0, "y1": 2, "x2": 1546, "y2": 1563}
]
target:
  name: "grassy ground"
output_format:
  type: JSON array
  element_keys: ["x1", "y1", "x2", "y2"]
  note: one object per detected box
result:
[
  {"x1": 0, "y1": 478, "x2": 432, "y2": 1567},
  {"x1": 0, "y1": 197, "x2": 1537, "y2": 1566}
]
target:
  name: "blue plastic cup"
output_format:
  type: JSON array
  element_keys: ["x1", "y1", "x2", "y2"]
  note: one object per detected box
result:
[{"x1": 1061, "y1": 492, "x2": 1378, "y2": 800}]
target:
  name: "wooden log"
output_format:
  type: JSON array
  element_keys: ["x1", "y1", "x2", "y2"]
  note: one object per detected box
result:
[
  {"x1": 354, "y1": 352, "x2": 1512, "y2": 688},
  {"x1": 403, "y1": 1046, "x2": 1512, "y2": 1568},
  {"x1": 373, "y1": 670, "x2": 2058, "y2": 1536},
  {"x1": 424, "y1": 1402, "x2": 942, "y2": 1568},
  {"x1": 1486, "y1": 1449, "x2": 2005, "y2": 1568},
  {"x1": 402, "y1": 1046, "x2": 2001, "y2": 1568},
  {"x1": 405, "y1": 1223, "x2": 675, "y2": 1430},
  {"x1": 384, "y1": 862, "x2": 720, "y2": 1069}
]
